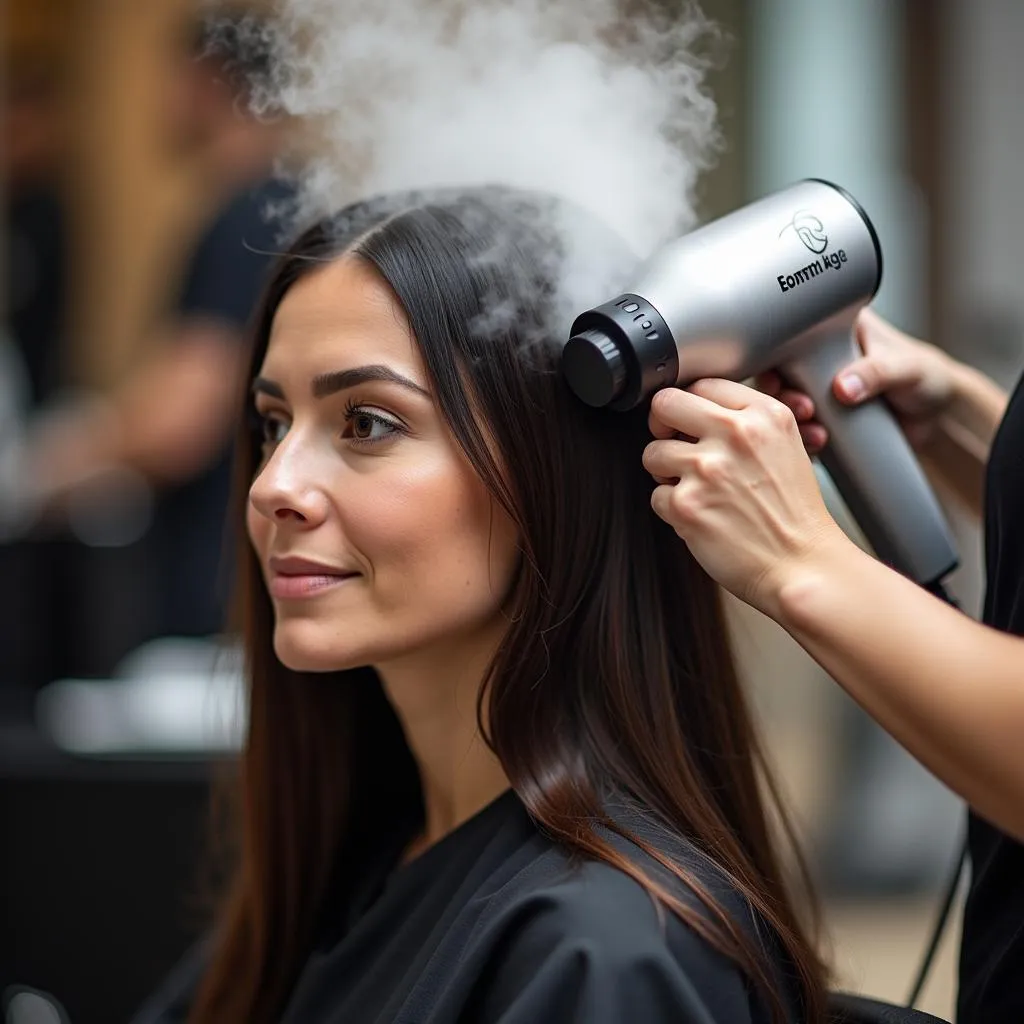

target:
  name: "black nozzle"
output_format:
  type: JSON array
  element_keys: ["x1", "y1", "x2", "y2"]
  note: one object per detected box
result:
[
  {"x1": 562, "y1": 329, "x2": 627, "y2": 407},
  {"x1": 563, "y1": 294, "x2": 678, "y2": 411}
]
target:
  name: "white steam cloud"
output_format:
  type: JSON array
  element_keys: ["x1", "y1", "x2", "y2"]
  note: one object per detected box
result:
[{"x1": 223, "y1": 0, "x2": 724, "y2": 328}]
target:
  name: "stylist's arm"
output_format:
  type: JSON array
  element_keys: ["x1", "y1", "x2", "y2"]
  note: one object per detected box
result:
[{"x1": 643, "y1": 357, "x2": 1024, "y2": 842}]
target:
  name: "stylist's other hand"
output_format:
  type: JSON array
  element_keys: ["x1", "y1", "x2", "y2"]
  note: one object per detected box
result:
[
  {"x1": 644, "y1": 380, "x2": 847, "y2": 616},
  {"x1": 757, "y1": 307, "x2": 958, "y2": 454}
]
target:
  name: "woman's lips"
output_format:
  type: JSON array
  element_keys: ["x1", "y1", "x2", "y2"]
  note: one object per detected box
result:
[
  {"x1": 268, "y1": 571, "x2": 358, "y2": 600},
  {"x1": 267, "y1": 556, "x2": 360, "y2": 599}
]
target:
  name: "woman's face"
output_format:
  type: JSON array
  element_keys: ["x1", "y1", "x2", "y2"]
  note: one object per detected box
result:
[{"x1": 247, "y1": 255, "x2": 520, "y2": 674}]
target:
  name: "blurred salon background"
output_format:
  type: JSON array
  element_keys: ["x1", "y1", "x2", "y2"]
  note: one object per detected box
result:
[{"x1": 1, "y1": 1, "x2": 1021, "y2": 1021}]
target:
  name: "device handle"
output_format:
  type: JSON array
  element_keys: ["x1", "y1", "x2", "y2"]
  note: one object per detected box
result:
[{"x1": 782, "y1": 328, "x2": 959, "y2": 585}]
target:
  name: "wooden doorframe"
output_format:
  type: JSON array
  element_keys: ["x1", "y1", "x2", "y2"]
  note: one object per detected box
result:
[{"x1": 62, "y1": 0, "x2": 206, "y2": 388}]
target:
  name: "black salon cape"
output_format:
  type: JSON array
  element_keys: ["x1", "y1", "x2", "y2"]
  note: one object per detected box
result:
[
  {"x1": 134, "y1": 790, "x2": 796, "y2": 1023},
  {"x1": 959, "y1": 368, "x2": 1024, "y2": 1024}
]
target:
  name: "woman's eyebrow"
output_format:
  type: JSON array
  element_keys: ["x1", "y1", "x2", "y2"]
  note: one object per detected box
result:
[
  {"x1": 251, "y1": 377, "x2": 284, "y2": 399},
  {"x1": 310, "y1": 365, "x2": 430, "y2": 399},
  {"x1": 250, "y1": 365, "x2": 431, "y2": 401}
]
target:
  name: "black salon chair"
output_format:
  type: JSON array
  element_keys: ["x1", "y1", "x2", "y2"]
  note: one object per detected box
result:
[{"x1": 828, "y1": 992, "x2": 949, "y2": 1023}]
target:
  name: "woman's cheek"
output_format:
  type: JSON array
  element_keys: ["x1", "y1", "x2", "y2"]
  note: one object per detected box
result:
[{"x1": 246, "y1": 503, "x2": 270, "y2": 555}]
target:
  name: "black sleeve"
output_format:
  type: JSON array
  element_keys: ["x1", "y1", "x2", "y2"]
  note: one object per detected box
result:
[
  {"x1": 176, "y1": 182, "x2": 286, "y2": 330},
  {"x1": 473, "y1": 889, "x2": 760, "y2": 1024}
]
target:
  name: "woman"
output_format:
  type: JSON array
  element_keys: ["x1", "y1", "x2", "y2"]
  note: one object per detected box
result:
[
  {"x1": 135, "y1": 186, "x2": 826, "y2": 1023},
  {"x1": 642, "y1": 308, "x2": 1021, "y2": 1023}
]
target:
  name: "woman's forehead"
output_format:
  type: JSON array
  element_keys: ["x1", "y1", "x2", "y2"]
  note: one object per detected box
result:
[{"x1": 262, "y1": 256, "x2": 420, "y2": 378}]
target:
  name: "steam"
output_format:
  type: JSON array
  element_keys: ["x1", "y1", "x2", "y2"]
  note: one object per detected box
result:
[{"x1": 219, "y1": 0, "x2": 724, "y2": 327}]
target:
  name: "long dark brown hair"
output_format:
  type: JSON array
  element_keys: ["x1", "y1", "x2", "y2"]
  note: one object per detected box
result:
[{"x1": 189, "y1": 186, "x2": 827, "y2": 1023}]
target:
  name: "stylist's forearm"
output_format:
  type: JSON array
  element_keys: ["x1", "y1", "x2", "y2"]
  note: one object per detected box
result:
[
  {"x1": 772, "y1": 540, "x2": 1024, "y2": 841},
  {"x1": 946, "y1": 359, "x2": 1009, "y2": 446}
]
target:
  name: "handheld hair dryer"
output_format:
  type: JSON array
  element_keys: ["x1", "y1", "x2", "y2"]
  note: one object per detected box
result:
[{"x1": 562, "y1": 178, "x2": 958, "y2": 586}]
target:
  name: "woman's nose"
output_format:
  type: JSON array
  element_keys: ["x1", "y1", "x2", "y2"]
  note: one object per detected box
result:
[{"x1": 248, "y1": 445, "x2": 330, "y2": 527}]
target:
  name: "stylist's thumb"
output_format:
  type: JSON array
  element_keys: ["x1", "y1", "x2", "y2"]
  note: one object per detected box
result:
[{"x1": 833, "y1": 353, "x2": 906, "y2": 406}]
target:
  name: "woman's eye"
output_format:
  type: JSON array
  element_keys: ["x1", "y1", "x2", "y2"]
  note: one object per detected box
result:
[
  {"x1": 260, "y1": 415, "x2": 289, "y2": 446},
  {"x1": 344, "y1": 406, "x2": 403, "y2": 445}
]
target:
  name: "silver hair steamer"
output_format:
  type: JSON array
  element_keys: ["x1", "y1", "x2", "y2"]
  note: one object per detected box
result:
[{"x1": 562, "y1": 177, "x2": 958, "y2": 588}]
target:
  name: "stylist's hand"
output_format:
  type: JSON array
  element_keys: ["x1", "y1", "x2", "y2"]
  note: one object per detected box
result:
[
  {"x1": 644, "y1": 381, "x2": 849, "y2": 616},
  {"x1": 757, "y1": 307, "x2": 959, "y2": 454}
]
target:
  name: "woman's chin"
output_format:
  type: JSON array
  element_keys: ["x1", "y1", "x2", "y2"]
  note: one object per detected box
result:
[{"x1": 272, "y1": 626, "x2": 366, "y2": 674}]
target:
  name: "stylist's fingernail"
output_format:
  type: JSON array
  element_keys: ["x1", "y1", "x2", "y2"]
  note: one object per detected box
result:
[
  {"x1": 806, "y1": 425, "x2": 828, "y2": 451},
  {"x1": 838, "y1": 373, "x2": 865, "y2": 401}
]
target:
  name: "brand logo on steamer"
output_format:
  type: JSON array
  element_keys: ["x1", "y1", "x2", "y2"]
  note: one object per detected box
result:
[
  {"x1": 781, "y1": 210, "x2": 829, "y2": 254},
  {"x1": 776, "y1": 209, "x2": 848, "y2": 293}
]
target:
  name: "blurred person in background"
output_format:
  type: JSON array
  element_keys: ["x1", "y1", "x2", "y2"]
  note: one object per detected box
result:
[{"x1": 4, "y1": 10, "x2": 293, "y2": 681}]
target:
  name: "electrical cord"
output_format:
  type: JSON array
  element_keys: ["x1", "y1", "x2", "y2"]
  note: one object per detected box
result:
[{"x1": 905, "y1": 837, "x2": 967, "y2": 1008}]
